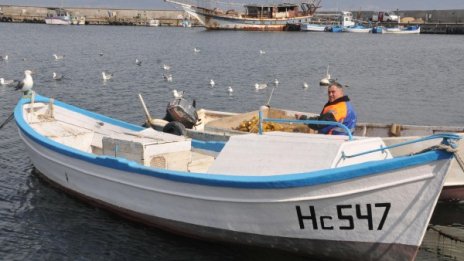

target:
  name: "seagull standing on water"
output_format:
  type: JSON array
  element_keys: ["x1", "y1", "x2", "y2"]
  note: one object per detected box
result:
[
  {"x1": 303, "y1": 82, "x2": 309, "y2": 89},
  {"x1": 52, "y1": 72, "x2": 63, "y2": 81},
  {"x1": 172, "y1": 89, "x2": 184, "y2": 98},
  {"x1": 163, "y1": 64, "x2": 171, "y2": 71},
  {"x1": 163, "y1": 74, "x2": 173, "y2": 82},
  {"x1": 0, "y1": 55, "x2": 8, "y2": 61},
  {"x1": 193, "y1": 48, "x2": 201, "y2": 53},
  {"x1": 259, "y1": 50, "x2": 266, "y2": 55},
  {"x1": 255, "y1": 83, "x2": 268, "y2": 90},
  {"x1": 102, "y1": 71, "x2": 113, "y2": 81},
  {"x1": 15, "y1": 70, "x2": 33, "y2": 94},
  {"x1": 210, "y1": 79, "x2": 215, "y2": 87},
  {"x1": 135, "y1": 59, "x2": 142, "y2": 66},
  {"x1": 53, "y1": 54, "x2": 64, "y2": 60},
  {"x1": 227, "y1": 86, "x2": 233, "y2": 94},
  {"x1": 274, "y1": 79, "x2": 279, "y2": 86},
  {"x1": 0, "y1": 78, "x2": 15, "y2": 85}
]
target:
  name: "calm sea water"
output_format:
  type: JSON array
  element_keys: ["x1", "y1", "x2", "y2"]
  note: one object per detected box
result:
[{"x1": 1, "y1": 23, "x2": 463, "y2": 260}]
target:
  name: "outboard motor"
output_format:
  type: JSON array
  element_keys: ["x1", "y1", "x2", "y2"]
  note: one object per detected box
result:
[{"x1": 164, "y1": 97, "x2": 198, "y2": 129}]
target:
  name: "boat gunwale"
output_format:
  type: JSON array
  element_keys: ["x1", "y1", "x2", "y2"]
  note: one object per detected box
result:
[{"x1": 14, "y1": 95, "x2": 453, "y2": 189}]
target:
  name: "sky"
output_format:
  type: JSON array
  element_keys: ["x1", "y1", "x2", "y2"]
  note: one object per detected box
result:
[{"x1": 1, "y1": 0, "x2": 464, "y2": 11}]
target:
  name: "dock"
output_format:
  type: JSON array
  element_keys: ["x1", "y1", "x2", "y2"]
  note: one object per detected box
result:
[
  {"x1": 0, "y1": 5, "x2": 195, "y2": 27},
  {"x1": 1, "y1": 5, "x2": 464, "y2": 33}
]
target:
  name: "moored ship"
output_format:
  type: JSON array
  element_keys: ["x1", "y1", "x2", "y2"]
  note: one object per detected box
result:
[
  {"x1": 45, "y1": 8, "x2": 71, "y2": 25},
  {"x1": 165, "y1": 0, "x2": 320, "y2": 31}
]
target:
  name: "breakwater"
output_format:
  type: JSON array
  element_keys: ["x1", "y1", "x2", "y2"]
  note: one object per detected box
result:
[
  {"x1": 1, "y1": 4, "x2": 464, "y2": 33},
  {"x1": 0, "y1": 5, "x2": 191, "y2": 26}
]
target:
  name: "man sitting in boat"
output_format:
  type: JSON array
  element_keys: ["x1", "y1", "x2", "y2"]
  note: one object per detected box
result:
[{"x1": 296, "y1": 82, "x2": 357, "y2": 135}]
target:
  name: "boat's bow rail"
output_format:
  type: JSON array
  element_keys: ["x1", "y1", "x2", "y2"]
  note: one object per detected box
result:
[{"x1": 342, "y1": 133, "x2": 462, "y2": 159}]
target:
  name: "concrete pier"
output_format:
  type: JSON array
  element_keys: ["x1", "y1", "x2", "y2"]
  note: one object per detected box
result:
[
  {"x1": 0, "y1": 5, "x2": 193, "y2": 26},
  {"x1": 1, "y1": 4, "x2": 464, "y2": 33}
]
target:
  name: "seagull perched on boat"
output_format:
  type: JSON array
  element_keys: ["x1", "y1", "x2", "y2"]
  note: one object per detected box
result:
[
  {"x1": 210, "y1": 79, "x2": 215, "y2": 87},
  {"x1": 52, "y1": 72, "x2": 63, "y2": 81},
  {"x1": 135, "y1": 59, "x2": 142, "y2": 66},
  {"x1": 0, "y1": 55, "x2": 8, "y2": 61},
  {"x1": 193, "y1": 47, "x2": 201, "y2": 53},
  {"x1": 53, "y1": 54, "x2": 64, "y2": 60},
  {"x1": 303, "y1": 82, "x2": 309, "y2": 89},
  {"x1": 14, "y1": 70, "x2": 33, "y2": 94},
  {"x1": 102, "y1": 71, "x2": 113, "y2": 81},
  {"x1": 259, "y1": 50, "x2": 266, "y2": 55},
  {"x1": 227, "y1": 86, "x2": 234, "y2": 94},
  {"x1": 255, "y1": 83, "x2": 267, "y2": 90},
  {"x1": 163, "y1": 73, "x2": 173, "y2": 82},
  {"x1": 0, "y1": 78, "x2": 15, "y2": 86},
  {"x1": 172, "y1": 89, "x2": 184, "y2": 98},
  {"x1": 162, "y1": 64, "x2": 171, "y2": 71}
]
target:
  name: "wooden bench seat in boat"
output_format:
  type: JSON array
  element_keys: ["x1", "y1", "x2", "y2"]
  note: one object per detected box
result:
[{"x1": 207, "y1": 132, "x2": 393, "y2": 176}]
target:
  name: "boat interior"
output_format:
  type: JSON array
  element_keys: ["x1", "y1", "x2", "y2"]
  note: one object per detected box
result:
[
  {"x1": 23, "y1": 101, "x2": 216, "y2": 173},
  {"x1": 22, "y1": 100, "x2": 397, "y2": 176}
]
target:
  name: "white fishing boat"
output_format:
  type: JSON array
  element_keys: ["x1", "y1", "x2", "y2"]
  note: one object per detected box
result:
[
  {"x1": 165, "y1": 0, "x2": 321, "y2": 31},
  {"x1": 45, "y1": 9, "x2": 71, "y2": 25},
  {"x1": 147, "y1": 19, "x2": 160, "y2": 27},
  {"x1": 381, "y1": 25, "x2": 421, "y2": 34},
  {"x1": 71, "y1": 16, "x2": 86, "y2": 25},
  {"x1": 300, "y1": 23, "x2": 326, "y2": 32},
  {"x1": 344, "y1": 25, "x2": 372, "y2": 33},
  {"x1": 144, "y1": 101, "x2": 464, "y2": 202},
  {"x1": 14, "y1": 92, "x2": 459, "y2": 260}
]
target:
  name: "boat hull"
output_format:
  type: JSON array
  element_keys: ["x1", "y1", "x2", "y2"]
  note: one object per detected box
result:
[
  {"x1": 45, "y1": 17, "x2": 71, "y2": 25},
  {"x1": 381, "y1": 27, "x2": 420, "y2": 34},
  {"x1": 301, "y1": 24, "x2": 326, "y2": 32},
  {"x1": 18, "y1": 126, "x2": 451, "y2": 260},
  {"x1": 345, "y1": 28, "x2": 372, "y2": 33},
  {"x1": 183, "y1": 5, "x2": 312, "y2": 31},
  {"x1": 29, "y1": 167, "x2": 428, "y2": 261}
]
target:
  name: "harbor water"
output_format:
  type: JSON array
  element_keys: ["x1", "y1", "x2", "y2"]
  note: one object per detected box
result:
[{"x1": 1, "y1": 23, "x2": 464, "y2": 260}]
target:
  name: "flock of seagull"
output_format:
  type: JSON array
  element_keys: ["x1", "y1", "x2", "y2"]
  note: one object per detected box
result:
[{"x1": 0, "y1": 49, "x2": 334, "y2": 98}]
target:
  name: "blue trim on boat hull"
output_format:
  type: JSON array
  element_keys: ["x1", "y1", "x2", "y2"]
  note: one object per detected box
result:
[{"x1": 15, "y1": 95, "x2": 453, "y2": 189}]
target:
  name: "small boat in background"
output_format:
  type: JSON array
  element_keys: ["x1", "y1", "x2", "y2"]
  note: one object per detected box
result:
[
  {"x1": 345, "y1": 24, "x2": 372, "y2": 33},
  {"x1": 71, "y1": 16, "x2": 86, "y2": 25},
  {"x1": 181, "y1": 18, "x2": 192, "y2": 28},
  {"x1": 14, "y1": 92, "x2": 460, "y2": 260},
  {"x1": 45, "y1": 8, "x2": 71, "y2": 25},
  {"x1": 147, "y1": 19, "x2": 160, "y2": 27},
  {"x1": 300, "y1": 23, "x2": 326, "y2": 32},
  {"x1": 381, "y1": 25, "x2": 421, "y2": 34},
  {"x1": 324, "y1": 25, "x2": 344, "y2": 32},
  {"x1": 371, "y1": 26, "x2": 383, "y2": 34}
]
